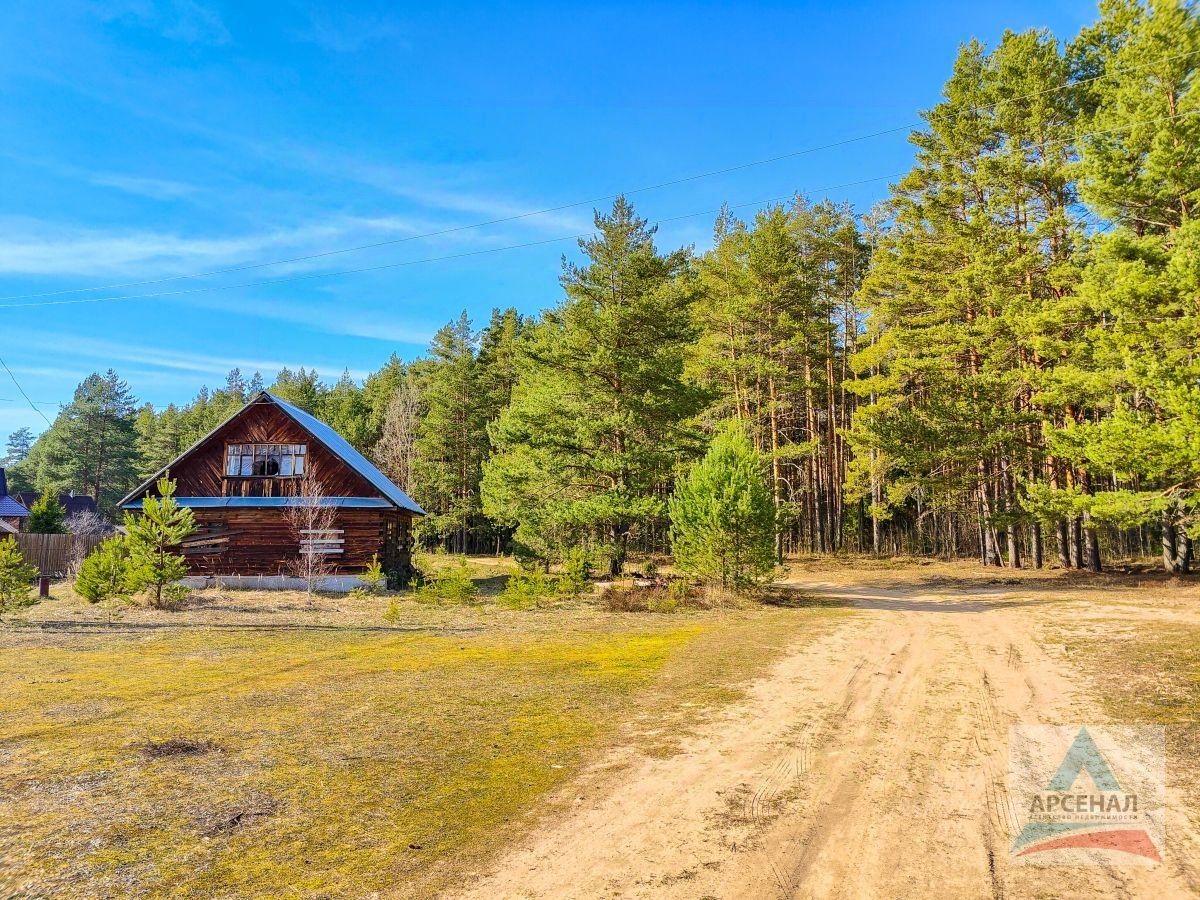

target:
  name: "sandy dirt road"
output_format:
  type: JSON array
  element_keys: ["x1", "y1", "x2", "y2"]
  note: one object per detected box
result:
[{"x1": 456, "y1": 579, "x2": 1200, "y2": 899}]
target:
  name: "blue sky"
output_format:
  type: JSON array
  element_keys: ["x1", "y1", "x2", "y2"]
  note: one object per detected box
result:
[{"x1": 0, "y1": 0, "x2": 1097, "y2": 439}]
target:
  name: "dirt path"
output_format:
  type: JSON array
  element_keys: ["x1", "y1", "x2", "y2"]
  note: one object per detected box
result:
[{"x1": 455, "y1": 581, "x2": 1200, "y2": 899}]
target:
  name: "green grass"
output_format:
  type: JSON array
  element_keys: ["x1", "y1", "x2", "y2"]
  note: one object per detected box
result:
[{"x1": 0, "y1": 600, "x2": 848, "y2": 897}]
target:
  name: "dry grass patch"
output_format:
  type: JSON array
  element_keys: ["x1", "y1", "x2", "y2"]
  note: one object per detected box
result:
[
  {"x1": 1046, "y1": 614, "x2": 1200, "y2": 819},
  {"x1": 0, "y1": 592, "x2": 849, "y2": 898}
]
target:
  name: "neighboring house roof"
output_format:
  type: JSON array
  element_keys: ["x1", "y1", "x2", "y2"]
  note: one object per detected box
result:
[
  {"x1": 15, "y1": 492, "x2": 98, "y2": 518},
  {"x1": 118, "y1": 391, "x2": 425, "y2": 515},
  {"x1": 0, "y1": 496, "x2": 30, "y2": 518}
]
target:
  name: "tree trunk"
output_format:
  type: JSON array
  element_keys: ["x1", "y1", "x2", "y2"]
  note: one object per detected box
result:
[
  {"x1": 1084, "y1": 516, "x2": 1102, "y2": 572},
  {"x1": 1162, "y1": 505, "x2": 1182, "y2": 574}
]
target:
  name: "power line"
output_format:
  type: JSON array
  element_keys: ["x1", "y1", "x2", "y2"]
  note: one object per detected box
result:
[
  {"x1": 0, "y1": 397, "x2": 58, "y2": 406},
  {"x1": 4, "y1": 104, "x2": 1195, "y2": 316},
  {"x1": 3, "y1": 45, "x2": 1198, "y2": 306},
  {"x1": 0, "y1": 173, "x2": 905, "y2": 312},
  {"x1": 0, "y1": 357, "x2": 53, "y2": 427}
]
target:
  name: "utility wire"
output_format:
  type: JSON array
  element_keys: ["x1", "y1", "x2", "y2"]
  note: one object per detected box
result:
[
  {"x1": 0, "y1": 357, "x2": 53, "y2": 427},
  {"x1": 2, "y1": 45, "x2": 1199, "y2": 306},
  {"x1": 0, "y1": 173, "x2": 904, "y2": 311},
  {"x1": 4, "y1": 104, "x2": 1195, "y2": 315}
]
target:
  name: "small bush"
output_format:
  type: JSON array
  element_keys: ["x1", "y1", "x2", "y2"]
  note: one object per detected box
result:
[
  {"x1": 75, "y1": 536, "x2": 135, "y2": 619},
  {"x1": 498, "y1": 569, "x2": 558, "y2": 610},
  {"x1": 670, "y1": 578, "x2": 695, "y2": 603},
  {"x1": 26, "y1": 490, "x2": 67, "y2": 535},
  {"x1": 600, "y1": 579, "x2": 706, "y2": 614},
  {"x1": 416, "y1": 556, "x2": 477, "y2": 605},
  {"x1": 557, "y1": 546, "x2": 592, "y2": 597},
  {"x1": 599, "y1": 583, "x2": 649, "y2": 612},
  {"x1": 642, "y1": 558, "x2": 660, "y2": 580},
  {"x1": 0, "y1": 537, "x2": 39, "y2": 619},
  {"x1": 359, "y1": 555, "x2": 387, "y2": 594}
]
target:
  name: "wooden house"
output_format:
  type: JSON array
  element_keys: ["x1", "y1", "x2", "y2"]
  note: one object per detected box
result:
[
  {"x1": 0, "y1": 468, "x2": 30, "y2": 534},
  {"x1": 118, "y1": 391, "x2": 424, "y2": 585}
]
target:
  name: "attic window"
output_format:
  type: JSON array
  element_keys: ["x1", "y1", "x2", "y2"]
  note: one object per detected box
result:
[{"x1": 225, "y1": 443, "x2": 306, "y2": 477}]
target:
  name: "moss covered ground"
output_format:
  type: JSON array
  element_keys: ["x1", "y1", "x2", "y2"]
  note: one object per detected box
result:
[{"x1": 0, "y1": 582, "x2": 847, "y2": 897}]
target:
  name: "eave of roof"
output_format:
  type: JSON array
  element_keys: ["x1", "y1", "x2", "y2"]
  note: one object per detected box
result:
[{"x1": 122, "y1": 496, "x2": 394, "y2": 509}]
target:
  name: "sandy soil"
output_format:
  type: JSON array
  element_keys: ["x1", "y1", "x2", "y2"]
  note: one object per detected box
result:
[{"x1": 455, "y1": 574, "x2": 1200, "y2": 899}]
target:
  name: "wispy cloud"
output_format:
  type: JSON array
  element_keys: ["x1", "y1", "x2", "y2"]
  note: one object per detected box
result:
[
  {"x1": 0, "y1": 151, "x2": 208, "y2": 203},
  {"x1": 89, "y1": 172, "x2": 201, "y2": 200},
  {"x1": 288, "y1": 150, "x2": 593, "y2": 233},
  {"x1": 12, "y1": 333, "x2": 372, "y2": 383},
  {"x1": 0, "y1": 213, "x2": 441, "y2": 278},
  {"x1": 193, "y1": 131, "x2": 592, "y2": 235},
  {"x1": 189, "y1": 290, "x2": 435, "y2": 345},
  {"x1": 94, "y1": 0, "x2": 230, "y2": 45},
  {"x1": 295, "y1": 8, "x2": 406, "y2": 53}
]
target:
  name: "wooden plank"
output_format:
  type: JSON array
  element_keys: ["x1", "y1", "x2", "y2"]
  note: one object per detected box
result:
[
  {"x1": 181, "y1": 535, "x2": 231, "y2": 547},
  {"x1": 176, "y1": 507, "x2": 411, "y2": 576}
]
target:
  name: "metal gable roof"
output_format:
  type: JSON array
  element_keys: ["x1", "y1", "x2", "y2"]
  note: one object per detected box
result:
[
  {"x1": 267, "y1": 393, "x2": 425, "y2": 515},
  {"x1": 0, "y1": 496, "x2": 30, "y2": 517}
]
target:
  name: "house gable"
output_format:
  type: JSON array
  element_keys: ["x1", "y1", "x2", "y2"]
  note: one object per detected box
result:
[{"x1": 119, "y1": 393, "x2": 421, "y2": 512}]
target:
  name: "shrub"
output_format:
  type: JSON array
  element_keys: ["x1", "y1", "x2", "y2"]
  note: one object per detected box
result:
[
  {"x1": 0, "y1": 537, "x2": 38, "y2": 619},
  {"x1": 66, "y1": 510, "x2": 110, "y2": 577},
  {"x1": 125, "y1": 476, "x2": 195, "y2": 609},
  {"x1": 642, "y1": 557, "x2": 660, "y2": 580},
  {"x1": 416, "y1": 556, "x2": 477, "y2": 604},
  {"x1": 383, "y1": 597, "x2": 405, "y2": 623},
  {"x1": 359, "y1": 555, "x2": 387, "y2": 594},
  {"x1": 499, "y1": 569, "x2": 558, "y2": 610},
  {"x1": 75, "y1": 537, "x2": 136, "y2": 621},
  {"x1": 557, "y1": 546, "x2": 593, "y2": 597},
  {"x1": 26, "y1": 490, "x2": 67, "y2": 534},
  {"x1": 666, "y1": 578, "x2": 692, "y2": 605},
  {"x1": 599, "y1": 582, "x2": 649, "y2": 612},
  {"x1": 669, "y1": 421, "x2": 776, "y2": 589},
  {"x1": 646, "y1": 592, "x2": 679, "y2": 614},
  {"x1": 600, "y1": 579, "x2": 705, "y2": 614}
]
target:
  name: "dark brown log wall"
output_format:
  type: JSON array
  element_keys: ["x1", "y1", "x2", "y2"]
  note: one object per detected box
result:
[{"x1": 181, "y1": 508, "x2": 412, "y2": 576}]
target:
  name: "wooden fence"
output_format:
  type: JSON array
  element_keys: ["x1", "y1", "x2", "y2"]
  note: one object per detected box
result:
[{"x1": 13, "y1": 533, "x2": 105, "y2": 577}]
